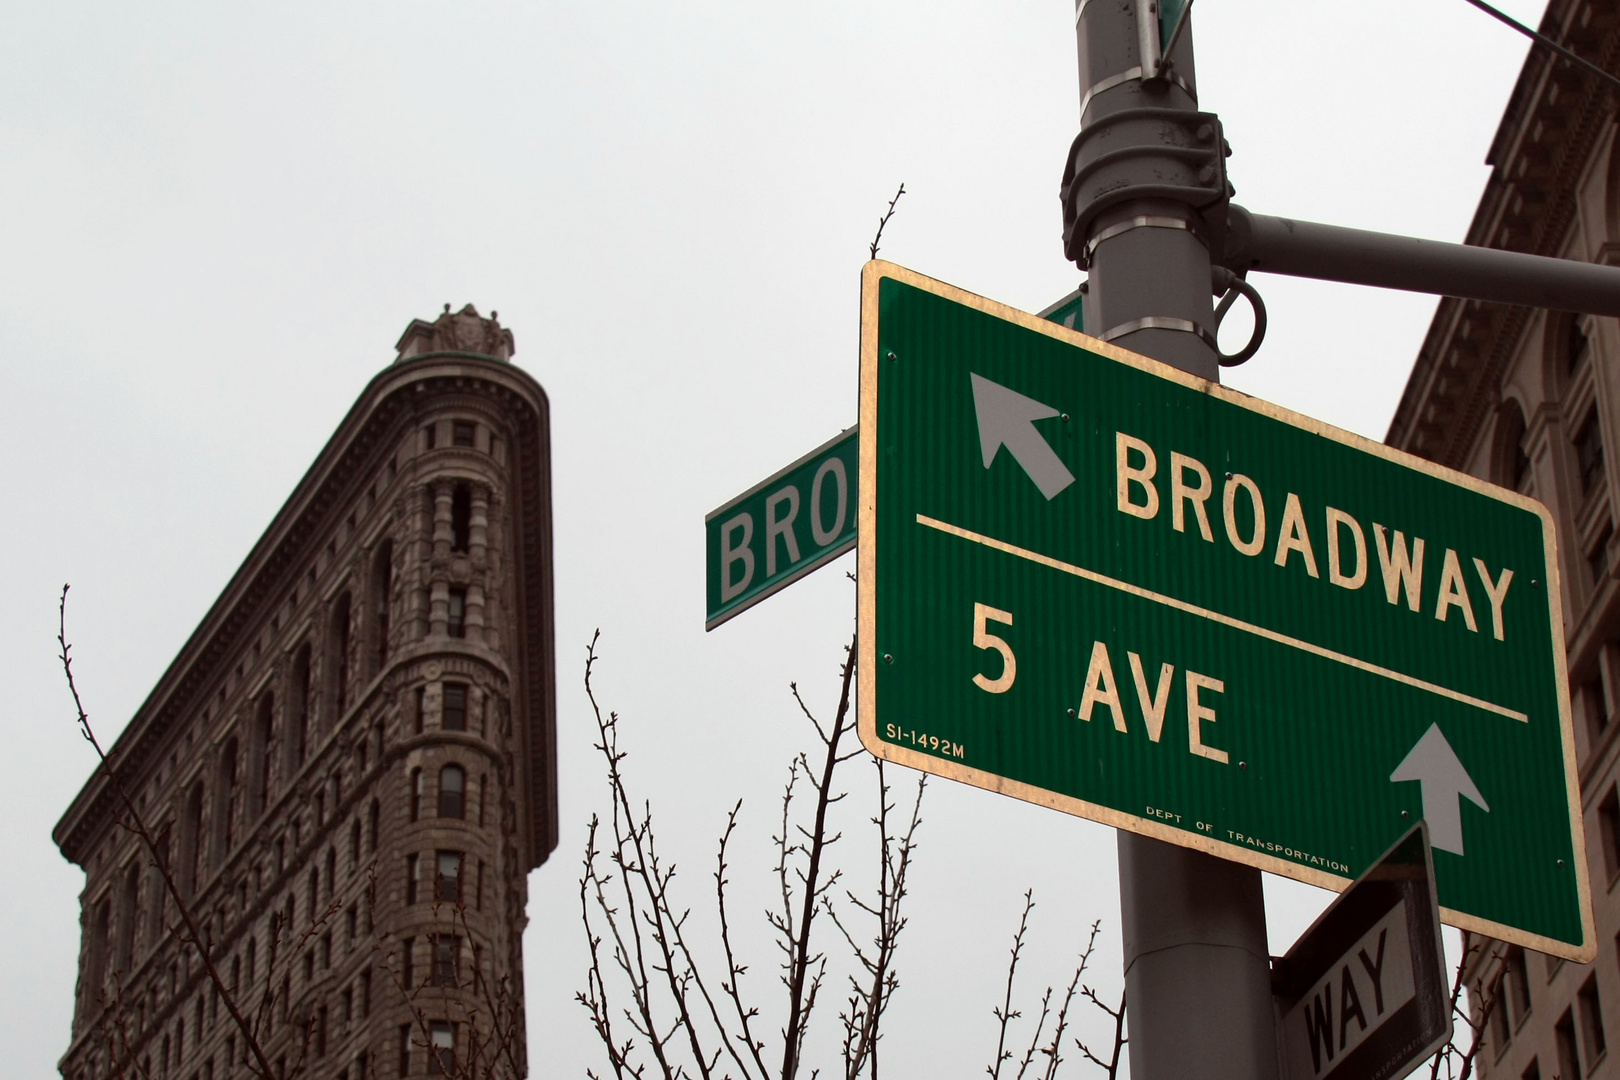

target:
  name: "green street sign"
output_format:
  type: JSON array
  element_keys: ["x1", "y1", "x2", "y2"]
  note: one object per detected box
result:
[
  {"x1": 706, "y1": 426, "x2": 858, "y2": 630},
  {"x1": 855, "y1": 261, "x2": 1593, "y2": 959}
]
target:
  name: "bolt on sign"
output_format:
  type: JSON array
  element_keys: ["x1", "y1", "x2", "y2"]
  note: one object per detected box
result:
[
  {"x1": 855, "y1": 260, "x2": 1594, "y2": 959},
  {"x1": 706, "y1": 427, "x2": 858, "y2": 630}
]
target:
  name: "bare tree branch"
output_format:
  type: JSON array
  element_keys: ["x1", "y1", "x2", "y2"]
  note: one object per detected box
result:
[{"x1": 868, "y1": 184, "x2": 906, "y2": 261}]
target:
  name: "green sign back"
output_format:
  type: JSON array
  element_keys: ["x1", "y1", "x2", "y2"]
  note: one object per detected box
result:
[{"x1": 855, "y1": 262, "x2": 1592, "y2": 959}]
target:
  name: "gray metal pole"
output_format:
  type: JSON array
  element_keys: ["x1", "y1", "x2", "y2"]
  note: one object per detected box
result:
[
  {"x1": 1069, "y1": 4, "x2": 1278, "y2": 1078},
  {"x1": 1228, "y1": 205, "x2": 1620, "y2": 315}
]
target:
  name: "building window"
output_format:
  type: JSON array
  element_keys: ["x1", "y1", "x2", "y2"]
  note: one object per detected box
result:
[
  {"x1": 1512, "y1": 438, "x2": 1532, "y2": 491},
  {"x1": 290, "y1": 645, "x2": 311, "y2": 769},
  {"x1": 1490, "y1": 984, "x2": 1511, "y2": 1058},
  {"x1": 476, "y1": 860, "x2": 484, "y2": 912},
  {"x1": 450, "y1": 484, "x2": 471, "y2": 552},
  {"x1": 251, "y1": 692, "x2": 274, "y2": 817},
  {"x1": 423, "y1": 424, "x2": 436, "y2": 451},
  {"x1": 452, "y1": 421, "x2": 475, "y2": 448},
  {"x1": 406, "y1": 855, "x2": 419, "y2": 905},
  {"x1": 1591, "y1": 528, "x2": 1613, "y2": 586},
  {"x1": 436, "y1": 851, "x2": 462, "y2": 903},
  {"x1": 415, "y1": 687, "x2": 425, "y2": 735},
  {"x1": 182, "y1": 784, "x2": 205, "y2": 897},
  {"x1": 428, "y1": 1022, "x2": 454, "y2": 1076},
  {"x1": 432, "y1": 935, "x2": 459, "y2": 986},
  {"x1": 410, "y1": 769, "x2": 423, "y2": 823},
  {"x1": 368, "y1": 799, "x2": 379, "y2": 854},
  {"x1": 1557, "y1": 1008, "x2": 1581, "y2": 1080},
  {"x1": 220, "y1": 737, "x2": 241, "y2": 854},
  {"x1": 402, "y1": 938, "x2": 415, "y2": 990},
  {"x1": 398, "y1": 1023, "x2": 412, "y2": 1077},
  {"x1": 443, "y1": 685, "x2": 467, "y2": 731},
  {"x1": 447, "y1": 589, "x2": 466, "y2": 638},
  {"x1": 349, "y1": 820, "x2": 361, "y2": 872},
  {"x1": 118, "y1": 861, "x2": 141, "y2": 975},
  {"x1": 477, "y1": 775, "x2": 486, "y2": 826},
  {"x1": 1577, "y1": 409, "x2": 1605, "y2": 495},
  {"x1": 1521, "y1": 1059, "x2": 1539, "y2": 1080},
  {"x1": 1570, "y1": 321, "x2": 1591, "y2": 375},
  {"x1": 1589, "y1": 677, "x2": 1613, "y2": 748},
  {"x1": 1505, "y1": 946, "x2": 1531, "y2": 1027},
  {"x1": 330, "y1": 592, "x2": 353, "y2": 717},
  {"x1": 439, "y1": 766, "x2": 465, "y2": 818},
  {"x1": 371, "y1": 540, "x2": 393, "y2": 674},
  {"x1": 1580, "y1": 975, "x2": 1607, "y2": 1064}
]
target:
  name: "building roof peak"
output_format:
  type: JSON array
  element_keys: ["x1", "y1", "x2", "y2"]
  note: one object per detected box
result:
[{"x1": 394, "y1": 302, "x2": 515, "y2": 363}]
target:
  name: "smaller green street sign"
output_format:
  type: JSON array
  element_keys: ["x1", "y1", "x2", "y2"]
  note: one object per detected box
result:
[
  {"x1": 703, "y1": 283, "x2": 1084, "y2": 630},
  {"x1": 856, "y1": 260, "x2": 1593, "y2": 960},
  {"x1": 706, "y1": 427, "x2": 858, "y2": 630}
]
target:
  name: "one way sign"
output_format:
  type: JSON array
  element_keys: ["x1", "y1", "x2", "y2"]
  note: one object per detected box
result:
[{"x1": 1274, "y1": 825, "x2": 1451, "y2": 1080}]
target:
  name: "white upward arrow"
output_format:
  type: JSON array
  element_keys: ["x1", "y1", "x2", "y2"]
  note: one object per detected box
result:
[
  {"x1": 1390, "y1": 723, "x2": 1489, "y2": 856},
  {"x1": 970, "y1": 373, "x2": 1075, "y2": 500}
]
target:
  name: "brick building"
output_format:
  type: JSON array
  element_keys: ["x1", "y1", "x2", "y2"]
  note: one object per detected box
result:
[
  {"x1": 52, "y1": 305, "x2": 556, "y2": 1080},
  {"x1": 1385, "y1": 1, "x2": 1620, "y2": 1076}
]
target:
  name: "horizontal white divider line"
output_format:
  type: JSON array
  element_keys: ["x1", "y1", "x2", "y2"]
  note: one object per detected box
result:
[{"x1": 915, "y1": 513, "x2": 1529, "y2": 724}]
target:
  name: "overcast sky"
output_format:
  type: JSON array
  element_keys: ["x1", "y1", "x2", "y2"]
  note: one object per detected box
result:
[{"x1": 2, "y1": 2, "x2": 1546, "y2": 1076}]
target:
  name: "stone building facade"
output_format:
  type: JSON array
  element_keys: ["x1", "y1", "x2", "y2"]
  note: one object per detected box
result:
[
  {"x1": 52, "y1": 305, "x2": 555, "y2": 1080},
  {"x1": 1386, "y1": 2, "x2": 1620, "y2": 1076}
]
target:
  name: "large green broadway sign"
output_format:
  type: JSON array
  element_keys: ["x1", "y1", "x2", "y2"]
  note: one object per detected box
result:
[{"x1": 855, "y1": 261, "x2": 1594, "y2": 959}]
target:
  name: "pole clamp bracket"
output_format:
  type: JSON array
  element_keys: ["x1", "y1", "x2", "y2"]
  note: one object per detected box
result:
[{"x1": 1061, "y1": 107, "x2": 1234, "y2": 269}]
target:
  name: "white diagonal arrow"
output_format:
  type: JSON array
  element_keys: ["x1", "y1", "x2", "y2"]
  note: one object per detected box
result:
[
  {"x1": 970, "y1": 373, "x2": 1075, "y2": 500},
  {"x1": 1390, "y1": 723, "x2": 1489, "y2": 856}
]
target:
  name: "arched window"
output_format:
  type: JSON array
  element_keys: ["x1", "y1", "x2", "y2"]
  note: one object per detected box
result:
[
  {"x1": 349, "y1": 820, "x2": 361, "y2": 873},
  {"x1": 439, "y1": 766, "x2": 465, "y2": 819},
  {"x1": 308, "y1": 867, "x2": 319, "y2": 927},
  {"x1": 325, "y1": 848, "x2": 336, "y2": 899},
  {"x1": 370, "y1": 540, "x2": 394, "y2": 676},
  {"x1": 410, "y1": 768, "x2": 423, "y2": 823},
  {"x1": 329, "y1": 593, "x2": 353, "y2": 719},
  {"x1": 289, "y1": 644, "x2": 311, "y2": 771},
  {"x1": 368, "y1": 798, "x2": 380, "y2": 854},
  {"x1": 250, "y1": 692, "x2": 274, "y2": 817}
]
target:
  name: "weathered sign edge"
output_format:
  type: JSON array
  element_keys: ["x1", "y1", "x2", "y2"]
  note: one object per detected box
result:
[{"x1": 853, "y1": 258, "x2": 1593, "y2": 961}]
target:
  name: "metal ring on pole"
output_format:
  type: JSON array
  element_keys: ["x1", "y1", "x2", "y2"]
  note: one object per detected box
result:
[
  {"x1": 1085, "y1": 215, "x2": 1199, "y2": 262},
  {"x1": 1097, "y1": 315, "x2": 1220, "y2": 354},
  {"x1": 1078, "y1": 66, "x2": 1197, "y2": 118},
  {"x1": 1212, "y1": 269, "x2": 1266, "y2": 366}
]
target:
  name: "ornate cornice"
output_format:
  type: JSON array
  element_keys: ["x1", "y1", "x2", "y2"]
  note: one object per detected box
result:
[{"x1": 1387, "y1": 0, "x2": 1620, "y2": 465}]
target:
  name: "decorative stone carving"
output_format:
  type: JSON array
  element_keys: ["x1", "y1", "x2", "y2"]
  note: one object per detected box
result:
[{"x1": 393, "y1": 303, "x2": 515, "y2": 363}]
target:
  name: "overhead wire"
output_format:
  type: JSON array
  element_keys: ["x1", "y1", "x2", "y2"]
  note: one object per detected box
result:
[{"x1": 1460, "y1": 0, "x2": 1620, "y2": 97}]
